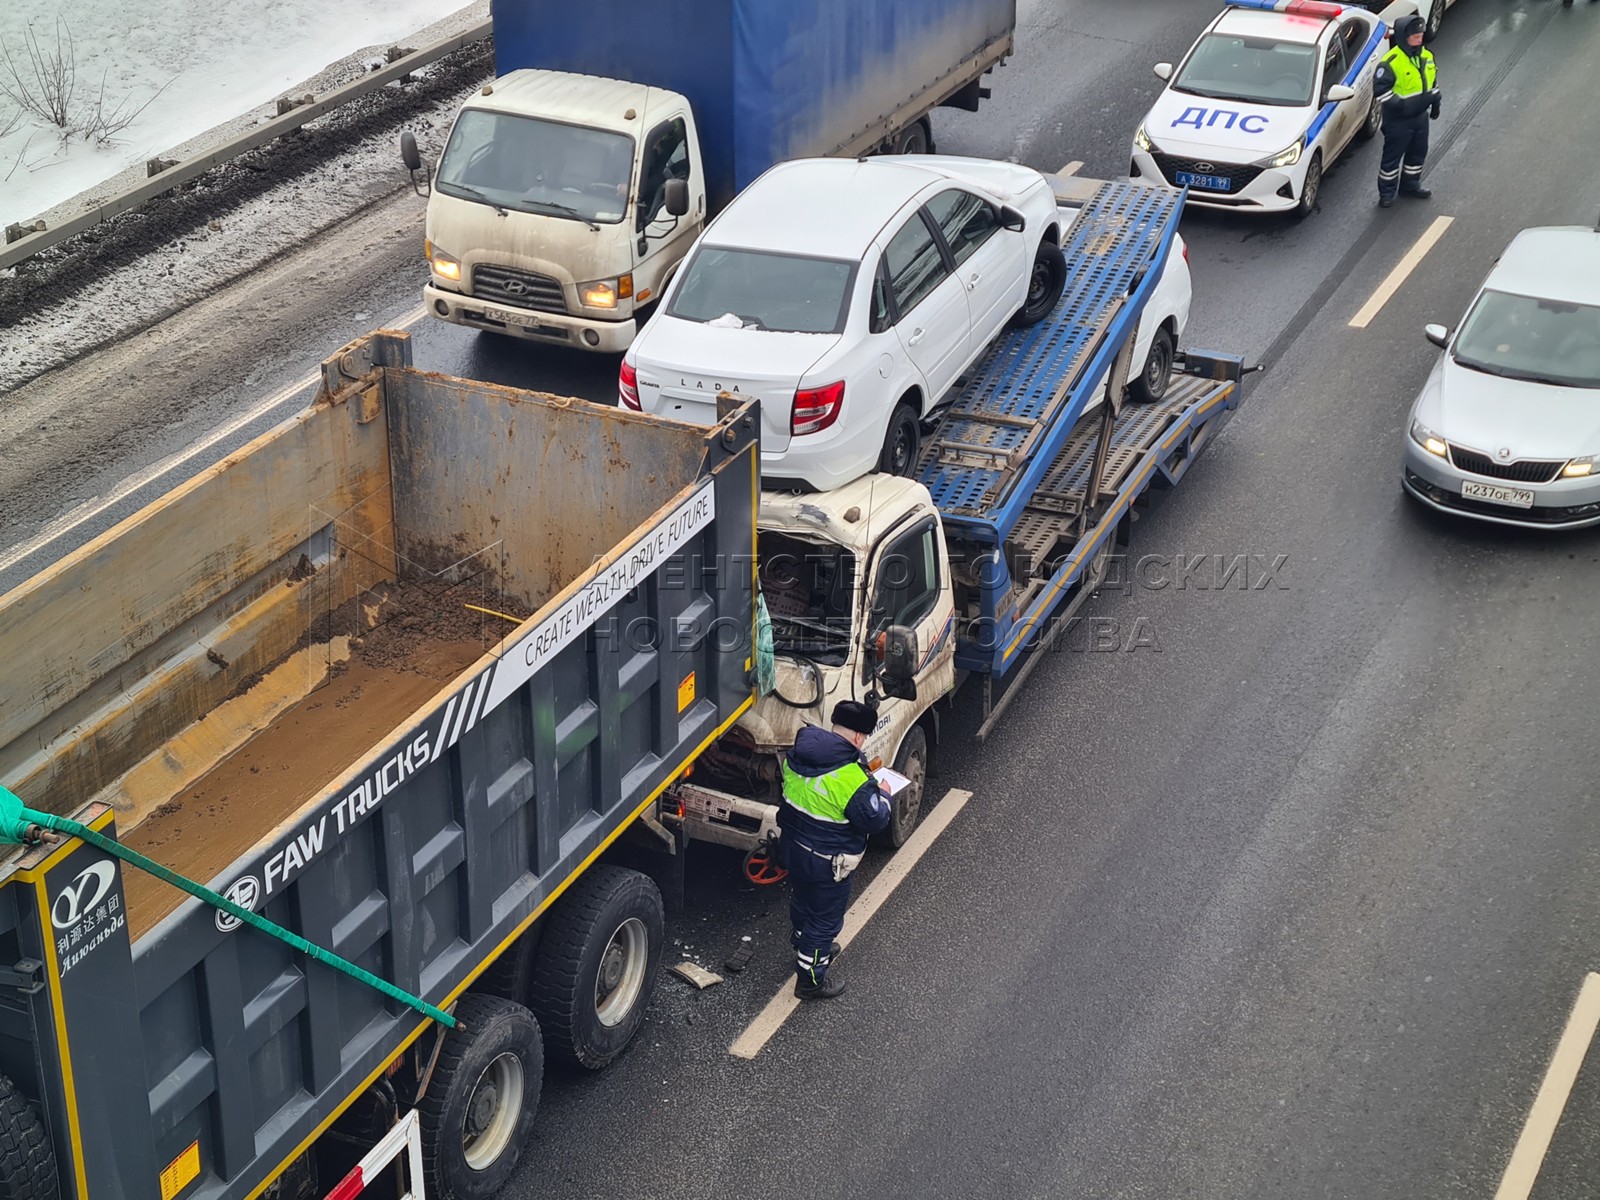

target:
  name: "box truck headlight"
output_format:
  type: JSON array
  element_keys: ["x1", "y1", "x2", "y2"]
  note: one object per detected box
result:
[
  {"x1": 581, "y1": 274, "x2": 634, "y2": 309},
  {"x1": 425, "y1": 241, "x2": 462, "y2": 283}
]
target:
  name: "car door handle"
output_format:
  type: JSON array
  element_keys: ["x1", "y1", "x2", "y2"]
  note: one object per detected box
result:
[
  {"x1": 967, "y1": 273, "x2": 981, "y2": 291},
  {"x1": 908, "y1": 327, "x2": 926, "y2": 346}
]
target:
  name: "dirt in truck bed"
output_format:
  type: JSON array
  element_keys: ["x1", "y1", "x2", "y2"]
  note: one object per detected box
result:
[{"x1": 123, "y1": 578, "x2": 509, "y2": 940}]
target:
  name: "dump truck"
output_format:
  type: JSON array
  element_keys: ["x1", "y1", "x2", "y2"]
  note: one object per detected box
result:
[
  {"x1": 400, "y1": 0, "x2": 1016, "y2": 352},
  {"x1": 665, "y1": 172, "x2": 1252, "y2": 855},
  {"x1": 0, "y1": 332, "x2": 759, "y2": 1200}
]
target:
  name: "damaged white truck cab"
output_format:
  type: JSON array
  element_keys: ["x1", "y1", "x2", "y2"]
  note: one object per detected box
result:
[{"x1": 677, "y1": 475, "x2": 959, "y2": 852}]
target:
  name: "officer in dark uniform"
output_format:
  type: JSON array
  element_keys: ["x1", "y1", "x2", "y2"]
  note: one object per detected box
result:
[
  {"x1": 777, "y1": 700, "x2": 891, "y2": 1000},
  {"x1": 1373, "y1": 14, "x2": 1440, "y2": 207}
]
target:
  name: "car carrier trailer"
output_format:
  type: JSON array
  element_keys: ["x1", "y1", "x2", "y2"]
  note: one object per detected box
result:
[{"x1": 666, "y1": 172, "x2": 1251, "y2": 856}]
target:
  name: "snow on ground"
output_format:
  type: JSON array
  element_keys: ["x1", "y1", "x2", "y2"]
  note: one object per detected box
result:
[{"x1": 0, "y1": 0, "x2": 479, "y2": 228}]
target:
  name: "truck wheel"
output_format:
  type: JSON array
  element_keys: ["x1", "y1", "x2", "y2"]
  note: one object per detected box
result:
[
  {"x1": 1012, "y1": 242, "x2": 1067, "y2": 328},
  {"x1": 893, "y1": 119, "x2": 931, "y2": 155},
  {"x1": 878, "y1": 404, "x2": 922, "y2": 478},
  {"x1": 418, "y1": 995, "x2": 543, "y2": 1200},
  {"x1": 1129, "y1": 326, "x2": 1174, "y2": 404},
  {"x1": 527, "y1": 866, "x2": 663, "y2": 1071},
  {"x1": 873, "y1": 726, "x2": 927, "y2": 850},
  {"x1": 0, "y1": 1072, "x2": 58, "y2": 1200}
]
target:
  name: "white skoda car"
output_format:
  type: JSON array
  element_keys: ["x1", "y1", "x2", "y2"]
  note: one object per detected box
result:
[{"x1": 1131, "y1": 0, "x2": 1391, "y2": 218}]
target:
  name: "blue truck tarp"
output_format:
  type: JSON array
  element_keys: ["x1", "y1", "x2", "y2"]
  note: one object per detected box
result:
[{"x1": 490, "y1": 0, "x2": 1015, "y2": 210}]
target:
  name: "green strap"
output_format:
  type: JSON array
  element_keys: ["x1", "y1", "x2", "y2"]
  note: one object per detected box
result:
[{"x1": 0, "y1": 785, "x2": 455, "y2": 1029}]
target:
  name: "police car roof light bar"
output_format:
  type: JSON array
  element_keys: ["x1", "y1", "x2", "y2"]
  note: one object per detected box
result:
[{"x1": 1224, "y1": 0, "x2": 1351, "y2": 18}]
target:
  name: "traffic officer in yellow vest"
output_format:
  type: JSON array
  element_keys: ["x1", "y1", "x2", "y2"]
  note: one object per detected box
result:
[
  {"x1": 1373, "y1": 14, "x2": 1440, "y2": 207},
  {"x1": 777, "y1": 700, "x2": 891, "y2": 1000}
]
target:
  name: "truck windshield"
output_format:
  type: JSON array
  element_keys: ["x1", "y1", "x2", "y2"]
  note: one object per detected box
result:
[
  {"x1": 668, "y1": 246, "x2": 856, "y2": 335},
  {"x1": 760, "y1": 533, "x2": 857, "y2": 666},
  {"x1": 435, "y1": 109, "x2": 634, "y2": 224},
  {"x1": 1172, "y1": 35, "x2": 1317, "y2": 107},
  {"x1": 1451, "y1": 290, "x2": 1600, "y2": 388}
]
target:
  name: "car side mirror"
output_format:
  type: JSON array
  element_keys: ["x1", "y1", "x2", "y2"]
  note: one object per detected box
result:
[
  {"x1": 878, "y1": 625, "x2": 919, "y2": 701},
  {"x1": 664, "y1": 178, "x2": 690, "y2": 217},
  {"x1": 400, "y1": 131, "x2": 421, "y2": 172},
  {"x1": 1153, "y1": 62, "x2": 1173, "y2": 81},
  {"x1": 1000, "y1": 206, "x2": 1026, "y2": 233},
  {"x1": 1424, "y1": 323, "x2": 1450, "y2": 349},
  {"x1": 1326, "y1": 84, "x2": 1356, "y2": 102}
]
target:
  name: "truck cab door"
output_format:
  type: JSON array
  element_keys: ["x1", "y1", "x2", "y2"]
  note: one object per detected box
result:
[
  {"x1": 633, "y1": 114, "x2": 704, "y2": 311},
  {"x1": 861, "y1": 515, "x2": 957, "y2": 743}
]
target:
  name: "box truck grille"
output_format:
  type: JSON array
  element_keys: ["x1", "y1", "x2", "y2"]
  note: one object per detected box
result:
[{"x1": 472, "y1": 265, "x2": 568, "y2": 314}]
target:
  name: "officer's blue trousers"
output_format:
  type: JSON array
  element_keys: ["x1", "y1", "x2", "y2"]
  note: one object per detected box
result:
[
  {"x1": 783, "y1": 843, "x2": 851, "y2": 984},
  {"x1": 1379, "y1": 115, "x2": 1429, "y2": 201}
]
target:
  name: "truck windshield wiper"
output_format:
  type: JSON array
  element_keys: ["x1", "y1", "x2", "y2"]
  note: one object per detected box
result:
[
  {"x1": 523, "y1": 199, "x2": 600, "y2": 231},
  {"x1": 445, "y1": 182, "x2": 507, "y2": 216},
  {"x1": 771, "y1": 614, "x2": 851, "y2": 642}
]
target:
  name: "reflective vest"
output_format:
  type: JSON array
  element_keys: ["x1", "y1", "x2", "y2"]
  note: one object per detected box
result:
[
  {"x1": 781, "y1": 759, "x2": 870, "y2": 824},
  {"x1": 1383, "y1": 45, "x2": 1437, "y2": 97}
]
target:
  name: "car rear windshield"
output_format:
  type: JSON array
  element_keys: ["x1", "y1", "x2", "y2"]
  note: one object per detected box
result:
[
  {"x1": 1173, "y1": 34, "x2": 1318, "y2": 107},
  {"x1": 435, "y1": 109, "x2": 633, "y2": 224},
  {"x1": 1453, "y1": 290, "x2": 1600, "y2": 389},
  {"x1": 667, "y1": 247, "x2": 856, "y2": 335}
]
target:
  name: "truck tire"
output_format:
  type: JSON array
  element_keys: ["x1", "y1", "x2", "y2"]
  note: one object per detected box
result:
[
  {"x1": 527, "y1": 866, "x2": 664, "y2": 1071},
  {"x1": 0, "y1": 1073, "x2": 57, "y2": 1200},
  {"x1": 1129, "y1": 326, "x2": 1174, "y2": 404},
  {"x1": 893, "y1": 119, "x2": 931, "y2": 155},
  {"x1": 1012, "y1": 241, "x2": 1067, "y2": 328},
  {"x1": 872, "y1": 726, "x2": 927, "y2": 850},
  {"x1": 417, "y1": 995, "x2": 542, "y2": 1200}
]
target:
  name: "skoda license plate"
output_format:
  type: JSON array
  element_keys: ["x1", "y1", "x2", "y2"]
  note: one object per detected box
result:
[
  {"x1": 1174, "y1": 171, "x2": 1231, "y2": 192},
  {"x1": 1461, "y1": 480, "x2": 1535, "y2": 509}
]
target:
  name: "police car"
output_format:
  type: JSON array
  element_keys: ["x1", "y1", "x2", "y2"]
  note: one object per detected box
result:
[{"x1": 1131, "y1": 0, "x2": 1392, "y2": 218}]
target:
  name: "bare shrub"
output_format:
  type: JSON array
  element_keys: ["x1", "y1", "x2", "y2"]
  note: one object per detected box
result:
[{"x1": 0, "y1": 19, "x2": 78, "y2": 130}]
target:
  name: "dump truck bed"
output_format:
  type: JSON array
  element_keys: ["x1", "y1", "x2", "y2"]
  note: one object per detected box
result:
[{"x1": 0, "y1": 331, "x2": 759, "y2": 1200}]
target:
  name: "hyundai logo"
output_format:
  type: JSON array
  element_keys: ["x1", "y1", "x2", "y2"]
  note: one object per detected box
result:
[
  {"x1": 1194, "y1": 162, "x2": 1217, "y2": 173},
  {"x1": 502, "y1": 280, "x2": 527, "y2": 296}
]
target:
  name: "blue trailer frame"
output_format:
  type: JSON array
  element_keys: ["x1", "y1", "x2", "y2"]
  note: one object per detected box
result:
[{"x1": 911, "y1": 178, "x2": 1249, "y2": 734}]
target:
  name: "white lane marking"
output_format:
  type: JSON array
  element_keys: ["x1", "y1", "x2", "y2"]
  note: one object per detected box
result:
[
  {"x1": 1348, "y1": 215, "x2": 1454, "y2": 329},
  {"x1": 1494, "y1": 972, "x2": 1600, "y2": 1200},
  {"x1": 1058, "y1": 160, "x2": 1084, "y2": 177},
  {"x1": 728, "y1": 787, "x2": 974, "y2": 1061},
  {"x1": 0, "y1": 305, "x2": 427, "y2": 576}
]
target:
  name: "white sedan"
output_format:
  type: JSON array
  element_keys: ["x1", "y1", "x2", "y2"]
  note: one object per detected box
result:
[
  {"x1": 618, "y1": 155, "x2": 1070, "y2": 493},
  {"x1": 1131, "y1": 0, "x2": 1391, "y2": 218}
]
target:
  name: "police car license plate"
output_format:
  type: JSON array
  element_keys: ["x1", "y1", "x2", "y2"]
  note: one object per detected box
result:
[
  {"x1": 1461, "y1": 480, "x2": 1535, "y2": 509},
  {"x1": 1174, "y1": 171, "x2": 1231, "y2": 192}
]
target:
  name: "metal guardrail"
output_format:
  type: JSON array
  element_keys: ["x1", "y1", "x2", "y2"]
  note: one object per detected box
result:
[{"x1": 0, "y1": 17, "x2": 493, "y2": 272}]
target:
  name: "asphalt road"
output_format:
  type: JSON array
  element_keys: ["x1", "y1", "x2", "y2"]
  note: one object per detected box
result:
[{"x1": 7, "y1": 0, "x2": 1600, "y2": 1196}]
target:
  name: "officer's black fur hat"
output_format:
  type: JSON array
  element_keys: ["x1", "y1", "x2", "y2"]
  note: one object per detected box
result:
[
  {"x1": 831, "y1": 700, "x2": 877, "y2": 737},
  {"x1": 1396, "y1": 13, "x2": 1426, "y2": 40}
]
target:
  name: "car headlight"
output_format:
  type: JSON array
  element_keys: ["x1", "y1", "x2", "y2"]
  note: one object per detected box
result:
[
  {"x1": 1410, "y1": 419, "x2": 1448, "y2": 458},
  {"x1": 1562, "y1": 455, "x2": 1597, "y2": 478},
  {"x1": 579, "y1": 274, "x2": 634, "y2": 309},
  {"x1": 1134, "y1": 123, "x2": 1154, "y2": 153},
  {"x1": 425, "y1": 240, "x2": 462, "y2": 283},
  {"x1": 1256, "y1": 139, "x2": 1303, "y2": 169}
]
